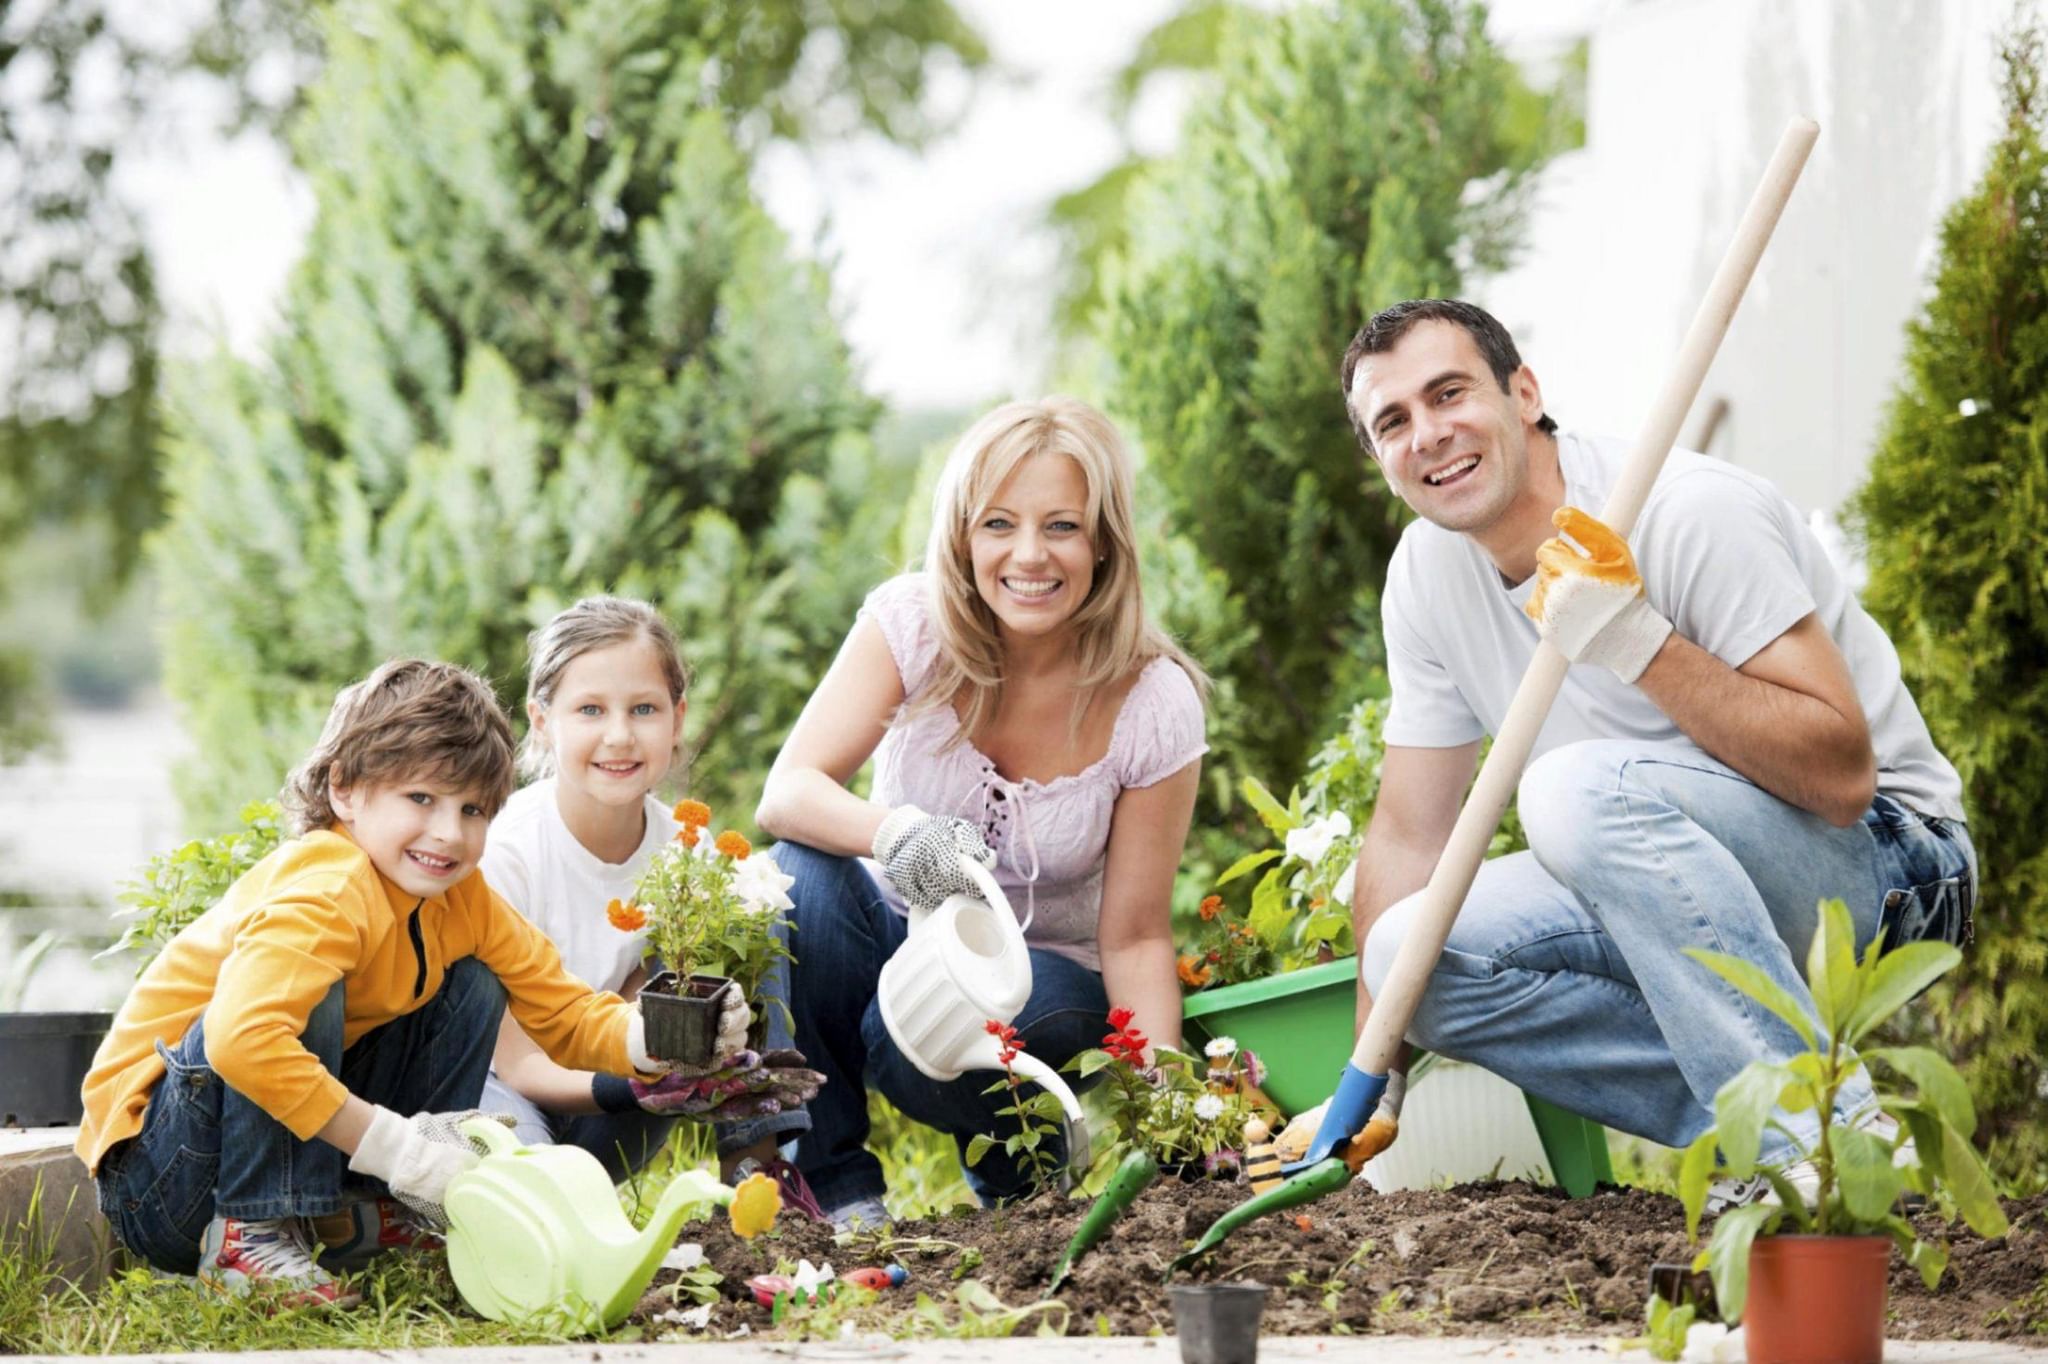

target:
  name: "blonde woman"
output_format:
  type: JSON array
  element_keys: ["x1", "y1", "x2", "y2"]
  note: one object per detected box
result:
[{"x1": 756, "y1": 396, "x2": 1207, "y2": 1228}]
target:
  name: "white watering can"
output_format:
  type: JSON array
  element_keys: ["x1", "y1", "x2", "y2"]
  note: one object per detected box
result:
[{"x1": 876, "y1": 856, "x2": 1091, "y2": 1184}]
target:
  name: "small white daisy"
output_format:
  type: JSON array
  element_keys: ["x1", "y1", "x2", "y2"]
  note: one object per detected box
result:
[
  {"x1": 1193, "y1": 1094, "x2": 1225, "y2": 1122},
  {"x1": 1204, "y1": 1036, "x2": 1238, "y2": 1060}
]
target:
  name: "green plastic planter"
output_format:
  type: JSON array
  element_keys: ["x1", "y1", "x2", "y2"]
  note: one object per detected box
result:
[{"x1": 1180, "y1": 957, "x2": 1613, "y2": 1197}]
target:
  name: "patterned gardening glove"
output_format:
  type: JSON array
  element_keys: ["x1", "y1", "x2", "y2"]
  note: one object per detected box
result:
[
  {"x1": 347, "y1": 1106, "x2": 516, "y2": 1231},
  {"x1": 629, "y1": 1048, "x2": 826, "y2": 1121},
  {"x1": 871, "y1": 805, "x2": 996, "y2": 910},
  {"x1": 1524, "y1": 506, "x2": 1674, "y2": 684}
]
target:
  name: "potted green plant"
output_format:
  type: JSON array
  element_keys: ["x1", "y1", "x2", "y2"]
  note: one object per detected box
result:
[
  {"x1": 1676, "y1": 897, "x2": 2008, "y2": 1361},
  {"x1": 621, "y1": 800, "x2": 795, "y2": 1067}
]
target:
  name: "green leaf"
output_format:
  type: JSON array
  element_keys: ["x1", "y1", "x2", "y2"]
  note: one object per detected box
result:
[
  {"x1": 1679, "y1": 1129, "x2": 1718, "y2": 1237},
  {"x1": 1867, "y1": 1046, "x2": 1975, "y2": 1138},
  {"x1": 1216, "y1": 848, "x2": 1283, "y2": 885},
  {"x1": 1070, "y1": 1049, "x2": 1118, "y2": 1078},
  {"x1": 1713, "y1": 1061, "x2": 1799, "y2": 1178},
  {"x1": 1843, "y1": 943, "x2": 1961, "y2": 1045},
  {"x1": 1884, "y1": 1214, "x2": 1949, "y2": 1291},
  {"x1": 1804, "y1": 898, "x2": 1862, "y2": 1039},
  {"x1": 1684, "y1": 948, "x2": 1818, "y2": 1050},
  {"x1": 1704, "y1": 1202, "x2": 1779, "y2": 1322},
  {"x1": 1934, "y1": 1115, "x2": 2009, "y2": 1239},
  {"x1": 1240, "y1": 776, "x2": 1296, "y2": 835},
  {"x1": 1758, "y1": 1169, "x2": 1813, "y2": 1230},
  {"x1": 1831, "y1": 1124, "x2": 1903, "y2": 1224},
  {"x1": 1248, "y1": 868, "x2": 1292, "y2": 949},
  {"x1": 965, "y1": 1134, "x2": 995, "y2": 1167}
]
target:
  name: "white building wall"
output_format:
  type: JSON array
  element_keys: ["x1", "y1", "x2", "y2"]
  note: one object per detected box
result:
[{"x1": 1479, "y1": 0, "x2": 2005, "y2": 515}]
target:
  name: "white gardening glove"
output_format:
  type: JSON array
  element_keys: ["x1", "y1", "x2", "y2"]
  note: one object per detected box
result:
[
  {"x1": 1524, "y1": 506, "x2": 1674, "y2": 684},
  {"x1": 347, "y1": 1106, "x2": 511, "y2": 1230},
  {"x1": 871, "y1": 805, "x2": 996, "y2": 910},
  {"x1": 626, "y1": 986, "x2": 750, "y2": 1075}
]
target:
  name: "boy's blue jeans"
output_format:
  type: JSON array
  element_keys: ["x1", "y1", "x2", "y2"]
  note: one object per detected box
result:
[
  {"x1": 1359, "y1": 740, "x2": 1977, "y2": 1161},
  {"x1": 776, "y1": 842, "x2": 1108, "y2": 1211},
  {"x1": 95, "y1": 957, "x2": 505, "y2": 1274}
]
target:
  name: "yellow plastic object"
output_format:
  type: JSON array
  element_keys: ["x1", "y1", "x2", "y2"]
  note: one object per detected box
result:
[{"x1": 442, "y1": 1117, "x2": 733, "y2": 1332}]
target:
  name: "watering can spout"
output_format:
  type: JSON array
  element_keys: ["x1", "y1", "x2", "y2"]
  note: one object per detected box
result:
[{"x1": 620, "y1": 1169, "x2": 728, "y2": 1295}]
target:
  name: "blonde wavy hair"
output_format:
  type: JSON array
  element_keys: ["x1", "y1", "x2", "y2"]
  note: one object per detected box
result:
[{"x1": 911, "y1": 396, "x2": 1207, "y2": 744}]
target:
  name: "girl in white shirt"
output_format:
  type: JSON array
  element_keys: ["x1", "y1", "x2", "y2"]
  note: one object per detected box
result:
[{"x1": 479, "y1": 597, "x2": 820, "y2": 1207}]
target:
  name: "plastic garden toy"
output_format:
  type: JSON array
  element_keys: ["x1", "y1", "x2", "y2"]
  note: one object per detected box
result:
[{"x1": 442, "y1": 1116, "x2": 777, "y2": 1331}]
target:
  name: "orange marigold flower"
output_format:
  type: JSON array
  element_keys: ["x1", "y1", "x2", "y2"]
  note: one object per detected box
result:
[
  {"x1": 714, "y1": 830, "x2": 752, "y2": 860},
  {"x1": 1199, "y1": 895, "x2": 1223, "y2": 922},
  {"x1": 675, "y1": 825, "x2": 701, "y2": 847},
  {"x1": 1177, "y1": 955, "x2": 1212, "y2": 988},
  {"x1": 606, "y1": 898, "x2": 647, "y2": 932},
  {"x1": 672, "y1": 799, "x2": 712, "y2": 830}
]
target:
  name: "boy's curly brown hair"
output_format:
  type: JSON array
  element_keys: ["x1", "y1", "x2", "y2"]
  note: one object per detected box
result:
[{"x1": 282, "y1": 659, "x2": 517, "y2": 835}]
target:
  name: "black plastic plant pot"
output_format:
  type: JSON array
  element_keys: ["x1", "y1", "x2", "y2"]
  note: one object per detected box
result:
[
  {"x1": 1168, "y1": 1281, "x2": 1269, "y2": 1364},
  {"x1": 0, "y1": 1012, "x2": 113, "y2": 1127},
  {"x1": 638, "y1": 972, "x2": 736, "y2": 1068}
]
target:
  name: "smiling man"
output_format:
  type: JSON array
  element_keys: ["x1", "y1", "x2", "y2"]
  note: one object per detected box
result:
[{"x1": 1336, "y1": 298, "x2": 1973, "y2": 1200}]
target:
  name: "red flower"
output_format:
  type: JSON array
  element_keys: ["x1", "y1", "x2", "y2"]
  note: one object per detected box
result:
[
  {"x1": 985, "y1": 1018, "x2": 1024, "y2": 1066},
  {"x1": 1101, "y1": 1006, "x2": 1149, "y2": 1065}
]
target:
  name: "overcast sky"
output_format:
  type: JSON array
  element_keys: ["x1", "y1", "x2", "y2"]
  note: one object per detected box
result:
[{"x1": 124, "y1": 0, "x2": 1606, "y2": 414}]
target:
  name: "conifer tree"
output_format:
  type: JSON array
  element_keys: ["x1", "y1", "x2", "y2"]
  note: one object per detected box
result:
[
  {"x1": 1097, "y1": 0, "x2": 1555, "y2": 785},
  {"x1": 1852, "y1": 24, "x2": 2048, "y2": 1175},
  {"x1": 155, "y1": 0, "x2": 903, "y2": 829}
]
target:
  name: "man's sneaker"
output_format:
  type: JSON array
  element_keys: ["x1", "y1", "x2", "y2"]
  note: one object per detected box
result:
[
  {"x1": 198, "y1": 1216, "x2": 361, "y2": 1309},
  {"x1": 729, "y1": 1156, "x2": 829, "y2": 1224},
  {"x1": 1703, "y1": 1159, "x2": 1819, "y2": 1215},
  {"x1": 822, "y1": 1193, "x2": 891, "y2": 1236},
  {"x1": 308, "y1": 1198, "x2": 443, "y2": 1274}
]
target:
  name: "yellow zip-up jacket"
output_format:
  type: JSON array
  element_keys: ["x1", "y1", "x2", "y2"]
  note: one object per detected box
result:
[{"x1": 77, "y1": 828, "x2": 638, "y2": 1173}]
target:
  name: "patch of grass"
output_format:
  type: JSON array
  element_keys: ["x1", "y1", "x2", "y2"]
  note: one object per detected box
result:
[{"x1": 1606, "y1": 1133, "x2": 1682, "y2": 1196}]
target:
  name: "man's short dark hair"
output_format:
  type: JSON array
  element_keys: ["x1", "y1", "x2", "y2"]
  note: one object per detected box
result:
[{"x1": 1339, "y1": 298, "x2": 1559, "y2": 453}]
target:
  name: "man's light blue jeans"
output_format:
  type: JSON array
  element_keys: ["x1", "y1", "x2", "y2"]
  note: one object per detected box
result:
[{"x1": 1360, "y1": 740, "x2": 1976, "y2": 1160}]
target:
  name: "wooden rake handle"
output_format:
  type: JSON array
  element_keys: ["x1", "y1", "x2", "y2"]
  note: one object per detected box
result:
[{"x1": 1347, "y1": 118, "x2": 1821, "y2": 1078}]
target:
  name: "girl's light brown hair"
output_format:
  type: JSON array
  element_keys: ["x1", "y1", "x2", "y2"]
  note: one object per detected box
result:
[
  {"x1": 915, "y1": 395, "x2": 1206, "y2": 743},
  {"x1": 519, "y1": 596, "x2": 691, "y2": 780},
  {"x1": 282, "y1": 659, "x2": 517, "y2": 835}
]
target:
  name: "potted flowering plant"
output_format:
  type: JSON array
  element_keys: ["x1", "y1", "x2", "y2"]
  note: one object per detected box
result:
[
  {"x1": 1046, "y1": 1010, "x2": 1269, "y2": 1290},
  {"x1": 1676, "y1": 897, "x2": 2007, "y2": 1362},
  {"x1": 618, "y1": 800, "x2": 796, "y2": 1066}
]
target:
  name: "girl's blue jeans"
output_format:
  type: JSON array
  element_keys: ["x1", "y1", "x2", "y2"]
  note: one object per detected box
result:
[
  {"x1": 1360, "y1": 740, "x2": 1977, "y2": 1161},
  {"x1": 94, "y1": 956, "x2": 505, "y2": 1274},
  {"x1": 776, "y1": 841, "x2": 1108, "y2": 1211}
]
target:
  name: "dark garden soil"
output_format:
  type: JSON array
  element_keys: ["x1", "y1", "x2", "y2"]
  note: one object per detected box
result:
[{"x1": 638, "y1": 1180, "x2": 2047, "y2": 1340}]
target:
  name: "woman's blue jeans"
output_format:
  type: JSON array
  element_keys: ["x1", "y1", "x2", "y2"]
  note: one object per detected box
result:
[
  {"x1": 776, "y1": 842, "x2": 1108, "y2": 1211},
  {"x1": 1360, "y1": 740, "x2": 1978, "y2": 1160},
  {"x1": 95, "y1": 957, "x2": 506, "y2": 1274}
]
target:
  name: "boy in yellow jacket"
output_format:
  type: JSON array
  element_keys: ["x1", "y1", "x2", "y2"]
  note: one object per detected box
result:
[{"x1": 77, "y1": 659, "x2": 741, "y2": 1306}]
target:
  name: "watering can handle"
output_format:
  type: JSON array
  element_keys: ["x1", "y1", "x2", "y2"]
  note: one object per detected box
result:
[
  {"x1": 957, "y1": 856, "x2": 1021, "y2": 939},
  {"x1": 459, "y1": 1115, "x2": 520, "y2": 1156}
]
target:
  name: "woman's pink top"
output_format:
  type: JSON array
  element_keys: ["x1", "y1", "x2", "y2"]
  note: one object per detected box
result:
[{"x1": 860, "y1": 573, "x2": 1208, "y2": 972}]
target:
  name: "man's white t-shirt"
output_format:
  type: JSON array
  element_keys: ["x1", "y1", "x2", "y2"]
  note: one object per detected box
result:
[
  {"x1": 481, "y1": 778, "x2": 678, "y2": 994},
  {"x1": 1380, "y1": 430, "x2": 1965, "y2": 822}
]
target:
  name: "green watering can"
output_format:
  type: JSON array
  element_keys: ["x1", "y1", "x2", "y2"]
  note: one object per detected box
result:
[{"x1": 442, "y1": 1116, "x2": 735, "y2": 1332}]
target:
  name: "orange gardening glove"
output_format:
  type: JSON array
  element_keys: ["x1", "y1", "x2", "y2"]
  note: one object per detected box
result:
[
  {"x1": 1525, "y1": 506, "x2": 1673, "y2": 684},
  {"x1": 1342, "y1": 1113, "x2": 1400, "y2": 1175}
]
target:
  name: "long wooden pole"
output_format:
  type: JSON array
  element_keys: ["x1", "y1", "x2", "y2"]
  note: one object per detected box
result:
[{"x1": 1348, "y1": 118, "x2": 1821, "y2": 1081}]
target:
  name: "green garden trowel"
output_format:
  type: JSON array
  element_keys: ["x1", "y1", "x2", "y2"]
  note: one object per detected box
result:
[{"x1": 442, "y1": 1116, "x2": 736, "y2": 1332}]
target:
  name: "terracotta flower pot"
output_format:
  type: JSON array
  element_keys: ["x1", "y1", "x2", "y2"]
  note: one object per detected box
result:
[
  {"x1": 1745, "y1": 1235, "x2": 1889, "y2": 1364},
  {"x1": 638, "y1": 972, "x2": 737, "y2": 1068}
]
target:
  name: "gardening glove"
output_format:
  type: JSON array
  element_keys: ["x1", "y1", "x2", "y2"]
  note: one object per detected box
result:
[
  {"x1": 627, "y1": 986, "x2": 751, "y2": 1076},
  {"x1": 871, "y1": 805, "x2": 996, "y2": 910},
  {"x1": 347, "y1": 1106, "x2": 514, "y2": 1231},
  {"x1": 1343, "y1": 1068, "x2": 1407, "y2": 1172},
  {"x1": 1524, "y1": 506, "x2": 1673, "y2": 684},
  {"x1": 630, "y1": 1048, "x2": 826, "y2": 1121}
]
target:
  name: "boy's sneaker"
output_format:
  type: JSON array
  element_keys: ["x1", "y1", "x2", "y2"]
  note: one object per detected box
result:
[
  {"x1": 198, "y1": 1216, "x2": 361, "y2": 1309},
  {"x1": 823, "y1": 1194, "x2": 891, "y2": 1236},
  {"x1": 308, "y1": 1197, "x2": 443, "y2": 1273},
  {"x1": 728, "y1": 1155, "x2": 829, "y2": 1224}
]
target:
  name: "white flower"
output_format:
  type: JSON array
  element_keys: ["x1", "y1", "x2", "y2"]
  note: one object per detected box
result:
[
  {"x1": 1331, "y1": 866, "x2": 1355, "y2": 907},
  {"x1": 1204, "y1": 1036, "x2": 1238, "y2": 1060},
  {"x1": 1284, "y1": 812, "x2": 1352, "y2": 867},
  {"x1": 661, "y1": 1242, "x2": 705, "y2": 1271},
  {"x1": 656, "y1": 1303, "x2": 714, "y2": 1330},
  {"x1": 1680, "y1": 1322, "x2": 1743, "y2": 1362},
  {"x1": 1958, "y1": 397, "x2": 1981, "y2": 418},
  {"x1": 732, "y1": 852, "x2": 796, "y2": 914},
  {"x1": 791, "y1": 1259, "x2": 836, "y2": 1295},
  {"x1": 1193, "y1": 1094, "x2": 1225, "y2": 1122}
]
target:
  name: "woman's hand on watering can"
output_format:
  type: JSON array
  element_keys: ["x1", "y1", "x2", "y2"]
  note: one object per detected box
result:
[
  {"x1": 872, "y1": 806, "x2": 996, "y2": 909},
  {"x1": 348, "y1": 1106, "x2": 516, "y2": 1230},
  {"x1": 629, "y1": 1048, "x2": 826, "y2": 1120}
]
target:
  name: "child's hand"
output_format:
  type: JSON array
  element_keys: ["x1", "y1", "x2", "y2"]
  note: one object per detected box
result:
[
  {"x1": 630, "y1": 1048, "x2": 826, "y2": 1120},
  {"x1": 347, "y1": 1107, "x2": 513, "y2": 1230},
  {"x1": 627, "y1": 985, "x2": 751, "y2": 1075}
]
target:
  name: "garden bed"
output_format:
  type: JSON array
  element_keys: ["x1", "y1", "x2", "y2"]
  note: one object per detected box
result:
[{"x1": 647, "y1": 1179, "x2": 2047, "y2": 1341}]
